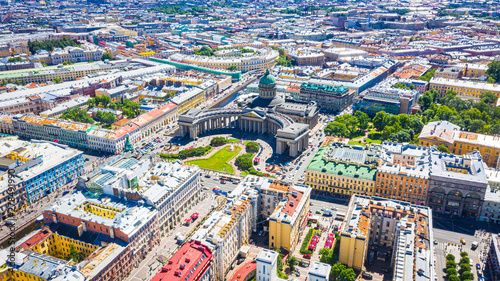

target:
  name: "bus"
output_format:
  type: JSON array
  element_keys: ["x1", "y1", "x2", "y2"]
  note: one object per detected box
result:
[{"x1": 220, "y1": 174, "x2": 242, "y2": 183}]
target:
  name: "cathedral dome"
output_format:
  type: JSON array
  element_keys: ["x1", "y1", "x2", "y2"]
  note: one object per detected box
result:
[{"x1": 259, "y1": 69, "x2": 276, "y2": 85}]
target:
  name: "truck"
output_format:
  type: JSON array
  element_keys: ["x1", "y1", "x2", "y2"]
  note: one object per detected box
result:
[
  {"x1": 471, "y1": 241, "x2": 479, "y2": 249},
  {"x1": 175, "y1": 232, "x2": 185, "y2": 244},
  {"x1": 323, "y1": 210, "x2": 333, "y2": 217}
]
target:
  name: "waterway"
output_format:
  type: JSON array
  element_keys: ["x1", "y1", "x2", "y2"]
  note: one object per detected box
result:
[
  {"x1": 0, "y1": 221, "x2": 43, "y2": 249},
  {"x1": 212, "y1": 91, "x2": 241, "y2": 109}
]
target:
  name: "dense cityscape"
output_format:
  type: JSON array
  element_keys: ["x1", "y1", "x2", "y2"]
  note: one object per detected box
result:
[{"x1": 0, "y1": 0, "x2": 500, "y2": 281}]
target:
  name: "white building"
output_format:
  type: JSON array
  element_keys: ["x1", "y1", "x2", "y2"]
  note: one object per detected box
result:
[
  {"x1": 308, "y1": 262, "x2": 331, "y2": 281},
  {"x1": 256, "y1": 250, "x2": 279, "y2": 281}
]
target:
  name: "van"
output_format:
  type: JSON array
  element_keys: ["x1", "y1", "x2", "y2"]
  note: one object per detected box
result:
[{"x1": 472, "y1": 241, "x2": 479, "y2": 249}]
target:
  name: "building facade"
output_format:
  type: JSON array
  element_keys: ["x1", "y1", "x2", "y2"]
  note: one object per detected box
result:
[
  {"x1": 419, "y1": 121, "x2": 500, "y2": 169},
  {"x1": 299, "y1": 82, "x2": 354, "y2": 113}
]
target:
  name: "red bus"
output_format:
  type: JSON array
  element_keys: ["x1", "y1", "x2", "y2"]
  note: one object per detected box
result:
[{"x1": 324, "y1": 234, "x2": 334, "y2": 249}]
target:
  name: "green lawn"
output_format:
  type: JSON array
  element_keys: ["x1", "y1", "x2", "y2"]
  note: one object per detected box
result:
[
  {"x1": 186, "y1": 145, "x2": 241, "y2": 174},
  {"x1": 348, "y1": 138, "x2": 382, "y2": 146}
]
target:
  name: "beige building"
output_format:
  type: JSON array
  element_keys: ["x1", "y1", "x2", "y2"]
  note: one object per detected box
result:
[
  {"x1": 268, "y1": 184, "x2": 310, "y2": 251},
  {"x1": 339, "y1": 195, "x2": 435, "y2": 281}
]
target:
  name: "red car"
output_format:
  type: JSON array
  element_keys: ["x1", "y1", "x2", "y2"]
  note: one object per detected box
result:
[
  {"x1": 191, "y1": 213, "x2": 199, "y2": 220},
  {"x1": 303, "y1": 254, "x2": 311, "y2": 259}
]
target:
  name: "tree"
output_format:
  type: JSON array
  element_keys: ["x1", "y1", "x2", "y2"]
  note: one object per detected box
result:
[
  {"x1": 210, "y1": 137, "x2": 228, "y2": 147},
  {"x1": 480, "y1": 91, "x2": 498, "y2": 105},
  {"x1": 446, "y1": 260, "x2": 457, "y2": 269},
  {"x1": 63, "y1": 61, "x2": 68, "y2": 65},
  {"x1": 337, "y1": 268, "x2": 356, "y2": 281},
  {"x1": 286, "y1": 256, "x2": 298, "y2": 271},
  {"x1": 460, "y1": 256, "x2": 470, "y2": 265},
  {"x1": 61, "y1": 108, "x2": 94, "y2": 124},
  {"x1": 102, "y1": 52, "x2": 113, "y2": 61},
  {"x1": 354, "y1": 111, "x2": 370, "y2": 130},
  {"x1": 96, "y1": 111, "x2": 117, "y2": 126},
  {"x1": 459, "y1": 263, "x2": 471, "y2": 273},
  {"x1": 446, "y1": 268, "x2": 457, "y2": 276},
  {"x1": 324, "y1": 122, "x2": 348, "y2": 137},
  {"x1": 486, "y1": 76, "x2": 496, "y2": 83},
  {"x1": 227, "y1": 65, "x2": 238, "y2": 71},
  {"x1": 330, "y1": 263, "x2": 346, "y2": 281},
  {"x1": 460, "y1": 252, "x2": 468, "y2": 257},
  {"x1": 448, "y1": 275, "x2": 460, "y2": 281},
  {"x1": 487, "y1": 61, "x2": 500, "y2": 82},
  {"x1": 437, "y1": 144, "x2": 450, "y2": 153},
  {"x1": 461, "y1": 271, "x2": 474, "y2": 280},
  {"x1": 52, "y1": 77, "x2": 61, "y2": 84},
  {"x1": 446, "y1": 254, "x2": 456, "y2": 261},
  {"x1": 373, "y1": 111, "x2": 388, "y2": 131},
  {"x1": 245, "y1": 141, "x2": 260, "y2": 153}
]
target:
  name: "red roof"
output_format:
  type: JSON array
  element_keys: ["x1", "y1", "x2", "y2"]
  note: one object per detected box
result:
[
  {"x1": 17, "y1": 228, "x2": 51, "y2": 250},
  {"x1": 228, "y1": 261, "x2": 257, "y2": 281},
  {"x1": 160, "y1": 102, "x2": 178, "y2": 113},
  {"x1": 151, "y1": 240, "x2": 213, "y2": 281},
  {"x1": 285, "y1": 87, "x2": 300, "y2": 93}
]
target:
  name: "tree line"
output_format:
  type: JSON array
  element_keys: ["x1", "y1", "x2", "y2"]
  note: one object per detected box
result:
[{"x1": 28, "y1": 38, "x2": 79, "y2": 54}]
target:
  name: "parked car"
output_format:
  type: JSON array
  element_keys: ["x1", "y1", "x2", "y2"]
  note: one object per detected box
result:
[
  {"x1": 303, "y1": 254, "x2": 311, "y2": 259},
  {"x1": 361, "y1": 272, "x2": 373, "y2": 280}
]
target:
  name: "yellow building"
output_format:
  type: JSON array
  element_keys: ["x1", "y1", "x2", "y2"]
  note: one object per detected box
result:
[
  {"x1": 171, "y1": 87, "x2": 204, "y2": 114},
  {"x1": 457, "y1": 63, "x2": 488, "y2": 78},
  {"x1": 176, "y1": 47, "x2": 279, "y2": 72},
  {"x1": 268, "y1": 185, "x2": 310, "y2": 251},
  {"x1": 419, "y1": 121, "x2": 500, "y2": 168},
  {"x1": 429, "y1": 77, "x2": 500, "y2": 99},
  {"x1": 305, "y1": 145, "x2": 377, "y2": 196},
  {"x1": 339, "y1": 195, "x2": 433, "y2": 274}
]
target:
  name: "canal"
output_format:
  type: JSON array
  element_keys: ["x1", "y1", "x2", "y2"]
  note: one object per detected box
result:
[{"x1": 212, "y1": 90, "x2": 241, "y2": 109}]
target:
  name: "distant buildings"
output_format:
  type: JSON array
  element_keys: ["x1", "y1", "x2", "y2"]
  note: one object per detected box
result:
[
  {"x1": 429, "y1": 77, "x2": 500, "y2": 100},
  {"x1": 170, "y1": 47, "x2": 279, "y2": 72},
  {"x1": 339, "y1": 194, "x2": 436, "y2": 281},
  {"x1": 287, "y1": 48, "x2": 324, "y2": 66}
]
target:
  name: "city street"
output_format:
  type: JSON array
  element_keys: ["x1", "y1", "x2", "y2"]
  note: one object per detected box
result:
[{"x1": 125, "y1": 191, "x2": 220, "y2": 281}]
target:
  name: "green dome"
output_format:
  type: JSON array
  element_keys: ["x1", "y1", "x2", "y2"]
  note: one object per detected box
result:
[{"x1": 259, "y1": 69, "x2": 276, "y2": 85}]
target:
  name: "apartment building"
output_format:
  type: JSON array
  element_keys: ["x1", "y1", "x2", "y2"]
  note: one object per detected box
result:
[
  {"x1": 456, "y1": 63, "x2": 488, "y2": 78},
  {"x1": 16, "y1": 228, "x2": 130, "y2": 281},
  {"x1": 487, "y1": 234, "x2": 500, "y2": 281},
  {"x1": 0, "y1": 95, "x2": 52, "y2": 115},
  {"x1": 305, "y1": 144, "x2": 378, "y2": 196},
  {"x1": 88, "y1": 157, "x2": 201, "y2": 237},
  {"x1": 419, "y1": 121, "x2": 500, "y2": 168},
  {"x1": 0, "y1": 139, "x2": 84, "y2": 207},
  {"x1": 433, "y1": 66, "x2": 462, "y2": 79},
  {"x1": 427, "y1": 150, "x2": 488, "y2": 218},
  {"x1": 47, "y1": 44, "x2": 104, "y2": 65},
  {"x1": 429, "y1": 77, "x2": 500, "y2": 100},
  {"x1": 151, "y1": 240, "x2": 214, "y2": 281},
  {"x1": 43, "y1": 190, "x2": 159, "y2": 267},
  {"x1": 268, "y1": 184, "x2": 310, "y2": 251},
  {"x1": 287, "y1": 48, "x2": 324, "y2": 66},
  {"x1": 339, "y1": 195, "x2": 435, "y2": 281}
]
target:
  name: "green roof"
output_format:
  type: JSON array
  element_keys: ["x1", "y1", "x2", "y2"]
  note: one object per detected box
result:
[
  {"x1": 259, "y1": 69, "x2": 276, "y2": 85},
  {"x1": 306, "y1": 146, "x2": 376, "y2": 181}
]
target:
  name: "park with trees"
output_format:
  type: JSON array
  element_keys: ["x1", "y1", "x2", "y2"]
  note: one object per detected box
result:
[{"x1": 324, "y1": 89, "x2": 499, "y2": 145}]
